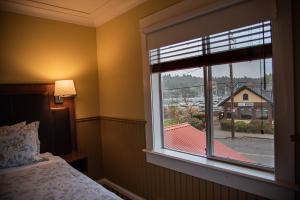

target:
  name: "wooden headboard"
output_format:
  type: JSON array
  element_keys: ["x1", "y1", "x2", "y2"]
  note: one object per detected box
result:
[{"x1": 0, "y1": 84, "x2": 76, "y2": 156}]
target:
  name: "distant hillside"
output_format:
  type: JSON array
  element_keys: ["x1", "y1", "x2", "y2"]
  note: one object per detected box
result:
[{"x1": 162, "y1": 74, "x2": 272, "y2": 98}]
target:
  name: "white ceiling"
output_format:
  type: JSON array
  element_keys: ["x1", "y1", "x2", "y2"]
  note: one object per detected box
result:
[{"x1": 0, "y1": 0, "x2": 147, "y2": 27}]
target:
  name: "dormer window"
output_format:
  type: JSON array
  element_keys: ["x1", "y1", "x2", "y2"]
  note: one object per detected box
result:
[{"x1": 243, "y1": 93, "x2": 249, "y2": 101}]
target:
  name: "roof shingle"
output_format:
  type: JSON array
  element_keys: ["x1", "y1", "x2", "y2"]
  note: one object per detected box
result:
[{"x1": 164, "y1": 123, "x2": 252, "y2": 162}]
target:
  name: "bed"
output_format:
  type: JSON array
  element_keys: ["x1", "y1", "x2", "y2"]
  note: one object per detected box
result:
[
  {"x1": 0, "y1": 153, "x2": 120, "y2": 200},
  {"x1": 0, "y1": 84, "x2": 121, "y2": 200}
]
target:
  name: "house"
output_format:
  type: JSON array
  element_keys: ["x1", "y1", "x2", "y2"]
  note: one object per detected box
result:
[
  {"x1": 0, "y1": 0, "x2": 298, "y2": 199},
  {"x1": 218, "y1": 85, "x2": 273, "y2": 122}
]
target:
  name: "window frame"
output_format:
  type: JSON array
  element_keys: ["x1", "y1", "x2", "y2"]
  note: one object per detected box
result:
[
  {"x1": 149, "y1": 20, "x2": 275, "y2": 170},
  {"x1": 140, "y1": 0, "x2": 295, "y2": 199}
]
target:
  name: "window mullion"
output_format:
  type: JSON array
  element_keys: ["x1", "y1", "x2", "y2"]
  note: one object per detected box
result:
[
  {"x1": 207, "y1": 65, "x2": 214, "y2": 156},
  {"x1": 203, "y1": 36, "x2": 214, "y2": 157},
  {"x1": 157, "y1": 48, "x2": 165, "y2": 149},
  {"x1": 158, "y1": 73, "x2": 165, "y2": 149}
]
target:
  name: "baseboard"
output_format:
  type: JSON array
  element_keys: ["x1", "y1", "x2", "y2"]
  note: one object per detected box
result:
[{"x1": 98, "y1": 178, "x2": 145, "y2": 200}]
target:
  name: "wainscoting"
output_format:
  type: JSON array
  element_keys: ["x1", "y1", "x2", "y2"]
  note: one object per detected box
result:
[
  {"x1": 100, "y1": 116, "x2": 268, "y2": 200},
  {"x1": 76, "y1": 117, "x2": 102, "y2": 180}
]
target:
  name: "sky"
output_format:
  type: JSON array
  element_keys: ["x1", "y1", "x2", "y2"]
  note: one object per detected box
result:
[{"x1": 163, "y1": 58, "x2": 272, "y2": 78}]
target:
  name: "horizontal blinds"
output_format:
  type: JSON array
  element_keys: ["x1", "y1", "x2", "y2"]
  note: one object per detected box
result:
[
  {"x1": 150, "y1": 21, "x2": 272, "y2": 73},
  {"x1": 146, "y1": 0, "x2": 275, "y2": 50}
]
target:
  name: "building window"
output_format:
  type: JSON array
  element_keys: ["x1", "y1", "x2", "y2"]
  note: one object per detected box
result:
[
  {"x1": 150, "y1": 21, "x2": 274, "y2": 169},
  {"x1": 256, "y1": 109, "x2": 269, "y2": 120},
  {"x1": 243, "y1": 93, "x2": 249, "y2": 101},
  {"x1": 240, "y1": 107, "x2": 253, "y2": 120}
]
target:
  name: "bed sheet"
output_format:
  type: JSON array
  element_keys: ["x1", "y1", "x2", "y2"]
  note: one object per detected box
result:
[{"x1": 0, "y1": 153, "x2": 122, "y2": 200}]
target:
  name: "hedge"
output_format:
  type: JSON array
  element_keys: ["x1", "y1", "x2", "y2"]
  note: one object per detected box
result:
[{"x1": 220, "y1": 119, "x2": 274, "y2": 134}]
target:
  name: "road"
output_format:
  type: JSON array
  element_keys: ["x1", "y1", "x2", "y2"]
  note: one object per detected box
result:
[{"x1": 213, "y1": 125, "x2": 274, "y2": 167}]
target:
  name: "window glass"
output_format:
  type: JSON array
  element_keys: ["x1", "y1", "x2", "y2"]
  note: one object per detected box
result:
[
  {"x1": 256, "y1": 109, "x2": 269, "y2": 120},
  {"x1": 212, "y1": 59, "x2": 274, "y2": 167},
  {"x1": 161, "y1": 68, "x2": 206, "y2": 156}
]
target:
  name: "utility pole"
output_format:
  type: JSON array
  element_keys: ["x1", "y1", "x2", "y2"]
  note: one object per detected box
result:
[{"x1": 229, "y1": 31, "x2": 235, "y2": 139}]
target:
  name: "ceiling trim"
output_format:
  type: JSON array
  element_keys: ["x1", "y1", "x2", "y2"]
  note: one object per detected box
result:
[
  {"x1": 92, "y1": 0, "x2": 146, "y2": 26},
  {"x1": 0, "y1": 0, "x2": 147, "y2": 27}
]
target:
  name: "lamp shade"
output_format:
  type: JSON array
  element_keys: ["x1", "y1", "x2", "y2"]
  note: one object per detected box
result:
[{"x1": 54, "y1": 80, "x2": 76, "y2": 97}]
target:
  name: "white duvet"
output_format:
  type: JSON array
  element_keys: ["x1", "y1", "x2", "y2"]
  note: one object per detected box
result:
[{"x1": 0, "y1": 153, "x2": 121, "y2": 200}]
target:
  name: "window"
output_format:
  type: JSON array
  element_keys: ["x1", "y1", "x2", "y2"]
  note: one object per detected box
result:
[
  {"x1": 256, "y1": 109, "x2": 269, "y2": 120},
  {"x1": 141, "y1": 0, "x2": 295, "y2": 198},
  {"x1": 240, "y1": 108, "x2": 253, "y2": 119},
  {"x1": 243, "y1": 93, "x2": 249, "y2": 101},
  {"x1": 150, "y1": 21, "x2": 274, "y2": 169}
]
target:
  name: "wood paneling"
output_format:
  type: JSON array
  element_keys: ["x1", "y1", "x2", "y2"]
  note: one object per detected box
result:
[
  {"x1": 76, "y1": 117, "x2": 102, "y2": 180},
  {"x1": 100, "y1": 116, "x2": 268, "y2": 200},
  {"x1": 292, "y1": 0, "x2": 300, "y2": 199}
]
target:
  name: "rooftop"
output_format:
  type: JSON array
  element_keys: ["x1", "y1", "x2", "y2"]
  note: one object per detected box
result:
[{"x1": 164, "y1": 123, "x2": 251, "y2": 162}]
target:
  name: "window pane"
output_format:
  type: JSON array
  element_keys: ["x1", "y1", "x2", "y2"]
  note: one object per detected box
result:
[
  {"x1": 211, "y1": 59, "x2": 274, "y2": 168},
  {"x1": 150, "y1": 38, "x2": 203, "y2": 64},
  {"x1": 161, "y1": 68, "x2": 206, "y2": 156}
]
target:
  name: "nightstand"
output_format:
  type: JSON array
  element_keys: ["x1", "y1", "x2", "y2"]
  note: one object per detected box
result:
[{"x1": 61, "y1": 151, "x2": 88, "y2": 174}]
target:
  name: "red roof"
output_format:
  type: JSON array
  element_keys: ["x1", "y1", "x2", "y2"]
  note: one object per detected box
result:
[{"x1": 164, "y1": 123, "x2": 251, "y2": 162}]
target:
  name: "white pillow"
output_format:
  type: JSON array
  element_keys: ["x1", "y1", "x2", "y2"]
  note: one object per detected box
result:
[
  {"x1": 0, "y1": 121, "x2": 27, "y2": 136},
  {"x1": 0, "y1": 121, "x2": 40, "y2": 153},
  {"x1": 26, "y1": 121, "x2": 41, "y2": 154},
  {"x1": 0, "y1": 121, "x2": 41, "y2": 168}
]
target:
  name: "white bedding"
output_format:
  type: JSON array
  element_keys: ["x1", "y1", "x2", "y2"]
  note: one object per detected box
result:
[{"x1": 0, "y1": 153, "x2": 122, "y2": 200}]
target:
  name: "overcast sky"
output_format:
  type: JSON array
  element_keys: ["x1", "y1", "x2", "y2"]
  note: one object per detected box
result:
[{"x1": 163, "y1": 58, "x2": 272, "y2": 78}]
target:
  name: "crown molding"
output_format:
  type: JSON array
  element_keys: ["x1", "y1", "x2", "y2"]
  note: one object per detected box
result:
[
  {"x1": 92, "y1": 0, "x2": 146, "y2": 26},
  {"x1": 0, "y1": 0, "x2": 147, "y2": 27}
]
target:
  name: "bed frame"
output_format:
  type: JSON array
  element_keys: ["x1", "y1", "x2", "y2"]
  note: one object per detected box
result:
[{"x1": 0, "y1": 84, "x2": 76, "y2": 155}]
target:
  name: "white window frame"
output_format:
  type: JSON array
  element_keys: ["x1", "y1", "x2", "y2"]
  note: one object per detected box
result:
[{"x1": 140, "y1": 0, "x2": 296, "y2": 199}]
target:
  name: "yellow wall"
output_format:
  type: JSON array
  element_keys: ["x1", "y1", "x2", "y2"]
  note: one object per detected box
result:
[
  {"x1": 96, "y1": 0, "x2": 184, "y2": 119},
  {"x1": 0, "y1": 11, "x2": 99, "y2": 119}
]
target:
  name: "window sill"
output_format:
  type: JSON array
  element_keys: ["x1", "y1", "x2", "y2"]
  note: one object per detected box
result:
[{"x1": 143, "y1": 149, "x2": 296, "y2": 200}]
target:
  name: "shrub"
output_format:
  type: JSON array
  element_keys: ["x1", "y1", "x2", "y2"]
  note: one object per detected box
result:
[
  {"x1": 220, "y1": 119, "x2": 274, "y2": 134},
  {"x1": 245, "y1": 122, "x2": 258, "y2": 133},
  {"x1": 220, "y1": 120, "x2": 232, "y2": 131},
  {"x1": 261, "y1": 121, "x2": 274, "y2": 134},
  {"x1": 235, "y1": 121, "x2": 247, "y2": 132},
  {"x1": 193, "y1": 113, "x2": 206, "y2": 121},
  {"x1": 248, "y1": 120, "x2": 274, "y2": 134},
  {"x1": 189, "y1": 117, "x2": 204, "y2": 130}
]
